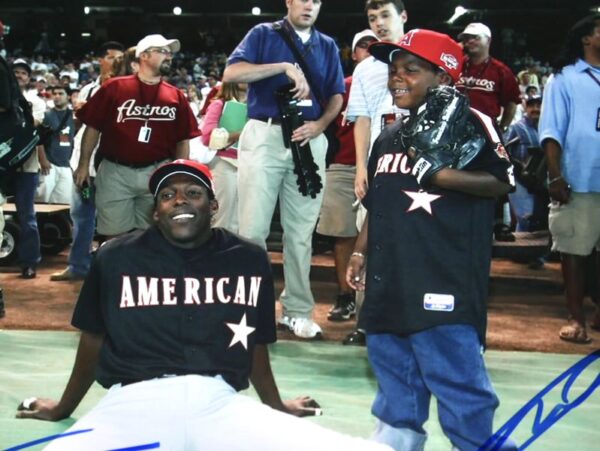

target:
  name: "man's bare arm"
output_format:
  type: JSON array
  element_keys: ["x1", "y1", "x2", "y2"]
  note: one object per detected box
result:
[
  {"x1": 431, "y1": 169, "x2": 512, "y2": 197},
  {"x1": 175, "y1": 139, "x2": 190, "y2": 159},
  {"x1": 223, "y1": 62, "x2": 309, "y2": 100},
  {"x1": 16, "y1": 331, "x2": 104, "y2": 421},
  {"x1": 73, "y1": 126, "x2": 100, "y2": 188},
  {"x1": 499, "y1": 102, "x2": 517, "y2": 131},
  {"x1": 250, "y1": 344, "x2": 320, "y2": 417},
  {"x1": 543, "y1": 138, "x2": 570, "y2": 204},
  {"x1": 354, "y1": 116, "x2": 372, "y2": 199}
]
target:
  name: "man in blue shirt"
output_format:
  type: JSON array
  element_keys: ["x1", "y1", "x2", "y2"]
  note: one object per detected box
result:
[
  {"x1": 539, "y1": 14, "x2": 600, "y2": 344},
  {"x1": 505, "y1": 95, "x2": 542, "y2": 232},
  {"x1": 223, "y1": 0, "x2": 344, "y2": 339},
  {"x1": 36, "y1": 86, "x2": 75, "y2": 204}
]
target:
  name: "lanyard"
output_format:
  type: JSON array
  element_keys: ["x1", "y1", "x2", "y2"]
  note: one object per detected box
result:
[
  {"x1": 585, "y1": 68, "x2": 600, "y2": 88},
  {"x1": 137, "y1": 76, "x2": 162, "y2": 123},
  {"x1": 463, "y1": 57, "x2": 491, "y2": 86}
]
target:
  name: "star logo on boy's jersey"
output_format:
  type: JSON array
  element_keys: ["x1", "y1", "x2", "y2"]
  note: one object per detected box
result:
[
  {"x1": 403, "y1": 190, "x2": 442, "y2": 215},
  {"x1": 226, "y1": 314, "x2": 255, "y2": 350}
]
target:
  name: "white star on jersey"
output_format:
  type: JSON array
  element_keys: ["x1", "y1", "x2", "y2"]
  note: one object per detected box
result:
[
  {"x1": 403, "y1": 190, "x2": 442, "y2": 215},
  {"x1": 226, "y1": 313, "x2": 255, "y2": 349}
]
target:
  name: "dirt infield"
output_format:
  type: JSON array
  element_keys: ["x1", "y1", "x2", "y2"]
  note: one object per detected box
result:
[{"x1": 1, "y1": 251, "x2": 599, "y2": 355}]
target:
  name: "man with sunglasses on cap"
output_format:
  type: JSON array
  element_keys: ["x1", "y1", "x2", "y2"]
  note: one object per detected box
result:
[
  {"x1": 74, "y1": 34, "x2": 200, "y2": 239},
  {"x1": 346, "y1": 30, "x2": 516, "y2": 450},
  {"x1": 456, "y1": 22, "x2": 521, "y2": 242},
  {"x1": 318, "y1": 29, "x2": 377, "y2": 327},
  {"x1": 16, "y1": 159, "x2": 391, "y2": 450},
  {"x1": 343, "y1": 0, "x2": 408, "y2": 346}
]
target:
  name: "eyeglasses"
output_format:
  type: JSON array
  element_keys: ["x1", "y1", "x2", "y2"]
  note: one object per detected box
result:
[
  {"x1": 460, "y1": 35, "x2": 481, "y2": 43},
  {"x1": 148, "y1": 48, "x2": 172, "y2": 56},
  {"x1": 355, "y1": 39, "x2": 377, "y2": 49}
]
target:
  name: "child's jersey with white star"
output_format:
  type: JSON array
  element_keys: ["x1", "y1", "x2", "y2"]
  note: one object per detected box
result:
[{"x1": 359, "y1": 108, "x2": 514, "y2": 343}]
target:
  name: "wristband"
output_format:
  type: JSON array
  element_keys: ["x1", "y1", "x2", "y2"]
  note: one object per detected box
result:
[
  {"x1": 548, "y1": 175, "x2": 564, "y2": 185},
  {"x1": 351, "y1": 252, "x2": 365, "y2": 259}
]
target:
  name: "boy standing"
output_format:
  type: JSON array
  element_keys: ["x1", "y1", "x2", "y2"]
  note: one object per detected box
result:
[{"x1": 347, "y1": 30, "x2": 516, "y2": 450}]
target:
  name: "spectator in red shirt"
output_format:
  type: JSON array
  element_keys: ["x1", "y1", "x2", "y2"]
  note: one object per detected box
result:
[
  {"x1": 74, "y1": 34, "x2": 200, "y2": 238},
  {"x1": 456, "y1": 23, "x2": 521, "y2": 241},
  {"x1": 456, "y1": 23, "x2": 521, "y2": 130}
]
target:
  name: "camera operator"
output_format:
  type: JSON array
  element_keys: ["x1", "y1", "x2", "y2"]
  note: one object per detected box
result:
[{"x1": 223, "y1": 0, "x2": 344, "y2": 339}]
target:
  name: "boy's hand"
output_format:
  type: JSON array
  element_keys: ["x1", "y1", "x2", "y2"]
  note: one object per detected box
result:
[
  {"x1": 404, "y1": 86, "x2": 484, "y2": 188},
  {"x1": 408, "y1": 145, "x2": 455, "y2": 188}
]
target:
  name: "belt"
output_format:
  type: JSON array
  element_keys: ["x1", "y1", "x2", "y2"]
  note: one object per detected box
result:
[
  {"x1": 102, "y1": 155, "x2": 166, "y2": 169},
  {"x1": 119, "y1": 372, "x2": 219, "y2": 387},
  {"x1": 120, "y1": 374, "x2": 181, "y2": 387},
  {"x1": 252, "y1": 116, "x2": 282, "y2": 125}
]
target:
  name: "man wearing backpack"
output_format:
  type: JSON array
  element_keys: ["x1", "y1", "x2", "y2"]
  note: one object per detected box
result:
[{"x1": 11, "y1": 58, "x2": 47, "y2": 279}]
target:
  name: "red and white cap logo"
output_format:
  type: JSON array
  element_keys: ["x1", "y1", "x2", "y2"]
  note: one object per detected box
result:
[{"x1": 369, "y1": 29, "x2": 463, "y2": 83}]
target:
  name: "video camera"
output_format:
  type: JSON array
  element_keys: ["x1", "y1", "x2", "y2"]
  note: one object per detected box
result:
[{"x1": 275, "y1": 83, "x2": 322, "y2": 199}]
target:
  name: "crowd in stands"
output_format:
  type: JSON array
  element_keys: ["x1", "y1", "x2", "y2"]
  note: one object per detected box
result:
[
  {"x1": 2, "y1": 34, "x2": 555, "y2": 119},
  {"x1": 2, "y1": 48, "x2": 229, "y2": 114}
]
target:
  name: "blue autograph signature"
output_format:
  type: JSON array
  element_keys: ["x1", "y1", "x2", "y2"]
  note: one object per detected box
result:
[
  {"x1": 4, "y1": 428, "x2": 160, "y2": 451},
  {"x1": 479, "y1": 349, "x2": 600, "y2": 450}
]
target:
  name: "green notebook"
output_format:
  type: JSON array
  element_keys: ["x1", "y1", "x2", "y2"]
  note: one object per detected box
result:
[{"x1": 218, "y1": 100, "x2": 248, "y2": 133}]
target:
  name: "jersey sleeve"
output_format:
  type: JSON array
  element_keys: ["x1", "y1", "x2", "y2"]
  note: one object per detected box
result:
[
  {"x1": 71, "y1": 254, "x2": 106, "y2": 334},
  {"x1": 76, "y1": 82, "x2": 114, "y2": 132},
  {"x1": 466, "y1": 110, "x2": 515, "y2": 187},
  {"x1": 227, "y1": 25, "x2": 263, "y2": 65},
  {"x1": 253, "y1": 250, "x2": 277, "y2": 345}
]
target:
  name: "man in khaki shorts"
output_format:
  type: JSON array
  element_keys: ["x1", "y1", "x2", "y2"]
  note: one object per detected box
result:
[
  {"x1": 539, "y1": 14, "x2": 600, "y2": 344},
  {"x1": 317, "y1": 30, "x2": 377, "y2": 327}
]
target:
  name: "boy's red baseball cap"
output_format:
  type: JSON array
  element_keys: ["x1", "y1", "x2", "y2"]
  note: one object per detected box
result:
[{"x1": 368, "y1": 29, "x2": 463, "y2": 83}]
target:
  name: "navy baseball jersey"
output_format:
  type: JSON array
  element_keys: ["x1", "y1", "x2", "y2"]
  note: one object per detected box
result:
[
  {"x1": 72, "y1": 227, "x2": 276, "y2": 391},
  {"x1": 358, "y1": 108, "x2": 514, "y2": 343}
]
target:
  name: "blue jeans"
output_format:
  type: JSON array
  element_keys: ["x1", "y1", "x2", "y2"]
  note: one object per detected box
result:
[
  {"x1": 14, "y1": 172, "x2": 41, "y2": 267},
  {"x1": 68, "y1": 179, "x2": 96, "y2": 276},
  {"x1": 509, "y1": 182, "x2": 534, "y2": 232},
  {"x1": 367, "y1": 325, "x2": 516, "y2": 451}
]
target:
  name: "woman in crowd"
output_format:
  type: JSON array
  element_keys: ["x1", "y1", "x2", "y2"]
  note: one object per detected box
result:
[
  {"x1": 200, "y1": 81, "x2": 247, "y2": 233},
  {"x1": 186, "y1": 84, "x2": 203, "y2": 117}
]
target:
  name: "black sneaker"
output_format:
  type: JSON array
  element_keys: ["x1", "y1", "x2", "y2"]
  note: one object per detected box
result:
[
  {"x1": 327, "y1": 293, "x2": 356, "y2": 322},
  {"x1": 494, "y1": 224, "x2": 516, "y2": 242},
  {"x1": 343, "y1": 330, "x2": 366, "y2": 346}
]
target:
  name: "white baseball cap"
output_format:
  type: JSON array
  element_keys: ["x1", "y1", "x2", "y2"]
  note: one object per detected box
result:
[
  {"x1": 352, "y1": 29, "x2": 378, "y2": 52},
  {"x1": 135, "y1": 34, "x2": 181, "y2": 57},
  {"x1": 458, "y1": 23, "x2": 492, "y2": 40}
]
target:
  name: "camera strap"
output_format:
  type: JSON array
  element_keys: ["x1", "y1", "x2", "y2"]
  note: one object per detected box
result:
[
  {"x1": 272, "y1": 21, "x2": 326, "y2": 109},
  {"x1": 44, "y1": 108, "x2": 71, "y2": 139}
]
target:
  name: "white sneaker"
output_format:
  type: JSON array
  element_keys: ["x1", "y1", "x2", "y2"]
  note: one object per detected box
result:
[{"x1": 278, "y1": 315, "x2": 323, "y2": 339}]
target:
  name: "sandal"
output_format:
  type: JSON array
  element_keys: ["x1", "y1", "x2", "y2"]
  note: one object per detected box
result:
[{"x1": 559, "y1": 321, "x2": 592, "y2": 344}]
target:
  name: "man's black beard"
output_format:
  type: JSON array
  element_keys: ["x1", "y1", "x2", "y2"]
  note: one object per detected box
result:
[{"x1": 159, "y1": 62, "x2": 171, "y2": 76}]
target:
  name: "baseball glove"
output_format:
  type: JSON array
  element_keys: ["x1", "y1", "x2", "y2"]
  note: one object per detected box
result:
[{"x1": 402, "y1": 86, "x2": 483, "y2": 188}]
